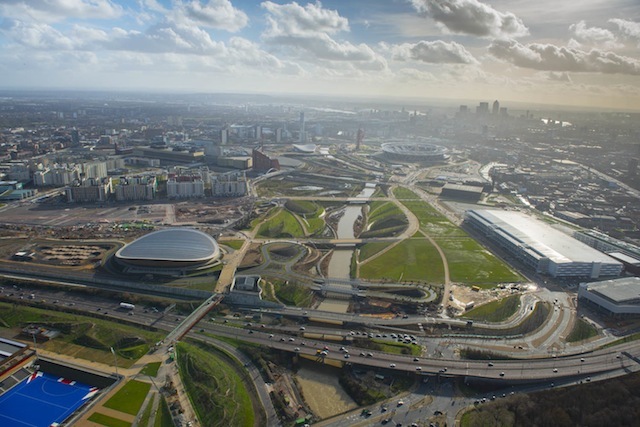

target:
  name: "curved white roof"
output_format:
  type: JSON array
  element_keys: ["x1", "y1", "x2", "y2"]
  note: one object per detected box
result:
[{"x1": 116, "y1": 228, "x2": 220, "y2": 263}]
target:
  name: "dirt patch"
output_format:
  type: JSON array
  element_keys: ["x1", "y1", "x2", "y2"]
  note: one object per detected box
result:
[{"x1": 296, "y1": 364, "x2": 357, "y2": 419}]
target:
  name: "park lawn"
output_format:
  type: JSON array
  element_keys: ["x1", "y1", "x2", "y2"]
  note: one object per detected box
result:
[
  {"x1": 0, "y1": 302, "x2": 162, "y2": 368},
  {"x1": 177, "y1": 342, "x2": 255, "y2": 427},
  {"x1": 257, "y1": 208, "x2": 305, "y2": 238},
  {"x1": 304, "y1": 216, "x2": 326, "y2": 235},
  {"x1": 567, "y1": 319, "x2": 599, "y2": 342},
  {"x1": 104, "y1": 380, "x2": 151, "y2": 416},
  {"x1": 372, "y1": 339, "x2": 421, "y2": 356},
  {"x1": 359, "y1": 236, "x2": 444, "y2": 283},
  {"x1": 221, "y1": 239, "x2": 244, "y2": 250},
  {"x1": 140, "y1": 362, "x2": 161, "y2": 377},
  {"x1": 368, "y1": 201, "x2": 402, "y2": 222},
  {"x1": 285, "y1": 199, "x2": 319, "y2": 215},
  {"x1": 437, "y1": 238, "x2": 522, "y2": 285},
  {"x1": 464, "y1": 295, "x2": 521, "y2": 322},
  {"x1": 393, "y1": 187, "x2": 420, "y2": 200},
  {"x1": 359, "y1": 242, "x2": 392, "y2": 262},
  {"x1": 88, "y1": 412, "x2": 132, "y2": 427},
  {"x1": 273, "y1": 281, "x2": 314, "y2": 307}
]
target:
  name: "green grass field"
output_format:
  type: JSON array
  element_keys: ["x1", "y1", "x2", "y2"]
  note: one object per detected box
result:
[
  {"x1": 358, "y1": 242, "x2": 392, "y2": 262},
  {"x1": 463, "y1": 295, "x2": 521, "y2": 322},
  {"x1": 273, "y1": 281, "x2": 315, "y2": 307},
  {"x1": 0, "y1": 302, "x2": 163, "y2": 368},
  {"x1": 140, "y1": 361, "x2": 161, "y2": 377},
  {"x1": 359, "y1": 236, "x2": 444, "y2": 283},
  {"x1": 567, "y1": 319, "x2": 599, "y2": 342},
  {"x1": 221, "y1": 239, "x2": 244, "y2": 250},
  {"x1": 177, "y1": 342, "x2": 255, "y2": 427},
  {"x1": 88, "y1": 412, "x2": 132, "y2": 427},
  {"x1": 436, "y1": 238, "x2": 521, "y2": 285},
  {"x1": 256, "y1": 208, "x2": 305, "y2": 238},
  {"x1": 393, "y1": 187, "x2": 420, "y2": 199},
  {"x1": 104, "y1": 380, "x2": 151, "y2": 416}
]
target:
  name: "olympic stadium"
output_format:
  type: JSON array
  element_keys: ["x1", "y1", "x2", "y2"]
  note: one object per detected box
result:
[
  {"x1": 113, "y1": 228, "x2": 222, "y2": 276},
  {"x1": 381, "y1": 141, "x2": 449, "y2": 162}
]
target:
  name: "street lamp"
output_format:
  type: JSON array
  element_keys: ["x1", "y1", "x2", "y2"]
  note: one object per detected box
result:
[{"x1": 110, "y1": 347, "x2": 119, "y2": 377}]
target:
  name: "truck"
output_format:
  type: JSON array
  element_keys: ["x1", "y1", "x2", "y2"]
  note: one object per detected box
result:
[{"x1": 119, "y1": 302, "x2": 135, "y2": 310}]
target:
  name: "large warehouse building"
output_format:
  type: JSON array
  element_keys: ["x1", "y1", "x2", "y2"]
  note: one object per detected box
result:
[
  {"x1": 465, "y1": 209, "x2": 623, "y2": 279},
  {"x1": 578, "y1": 277, "x2": 640, "y2": 316},
  {"x1": 114, "y1": 228, "x2": 221, "y2": 276}
]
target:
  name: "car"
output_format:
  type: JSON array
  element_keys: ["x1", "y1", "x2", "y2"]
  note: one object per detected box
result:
[
  {"x1": 389, "y1": 363, "x2": 396, "y2": 368},
  {"x1": 416, "y1": 366, "x2": 422, "y2": 371},
  {"x1": 360, "y1": 352, "x2": 366, "y2": 356},
  {"x1": 553, "y1": 368, "x2": 558, "y2": 373},
  {"x1": 344, "y1": 353, "x2": 350, "y2": 359},
  {"x1": 300, "y1": 326, "x2": 305, "y2": 331},
  {"x1": 294, "y1": 347, "x2": 300, "y2": 352},
  {"x1": 96, "y1": 307, "x2": 101, "y2": 311},
  {"x1": 488, "y1": 362, "x2": 494, "y2": 367},
  {"x1": 413, "y1": 357, "x2": 420, "y2": 362},
  {"x1": 499, "y1": 372, "x2": 505, "y2": 377},
  {"x1": 269, "y1": 334, "x2": 274, "y2": 338},
  {"x1": 397, "y1": 400, "x2": 404, "y2": 406},
  {"x1": 301, "y1": 342, "x2": 306, "y2": 346},
  {"x1": 366, "y1": 352, "x2": 373, "y2": 357},
  {"x1": 586, "y1": 377, "x2": 591, "y2": 382},
  {"x1": 289, "y1": 337, "x2": 295, "y2": 342},
  {"x1": 580, "y1": 358, "x2": 585, "y2": 362},
  {"x1": 280, "y1": 337, "x2": 286, "y2": 341},
  {"x1": 381, "y1": 420, "x2": 389, "y2": 425}
]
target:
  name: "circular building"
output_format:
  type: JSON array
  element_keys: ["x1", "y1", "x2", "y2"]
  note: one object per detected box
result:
[
  {"x1": 381, "y1": 141, "x2": 449, "y2": 163},
  {"x1": 114, "y1": 228, "x2": 221, "y2": 276}
]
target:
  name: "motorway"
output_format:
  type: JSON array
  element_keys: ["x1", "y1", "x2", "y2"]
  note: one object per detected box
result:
[{"x1": 193, "y1": 322, "x2": 640, "y2": 383}]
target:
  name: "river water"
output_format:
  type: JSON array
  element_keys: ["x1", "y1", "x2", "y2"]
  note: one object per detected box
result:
[{"x1": 296, "y1": 363, "x2": 357, "y2": 419}]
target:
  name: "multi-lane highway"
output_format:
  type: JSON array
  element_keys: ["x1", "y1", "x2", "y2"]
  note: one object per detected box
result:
[{"x1": 195, "y1": 322, "x2": 640, "y2": 383}]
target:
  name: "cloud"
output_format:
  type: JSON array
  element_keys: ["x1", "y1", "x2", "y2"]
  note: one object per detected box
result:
[
  {"x1": 609, "y1": 19, "x2": 640, "y2": 42},
  {"x1": 489, "y1": 39, "x2": 640, "y2": 75},
  {"x1": 410, "y1": 0, "x2": 528, "y2": 39},
  {"x1": 0, "y1": 19, "x2": 75, "y2": 50},
  {"x1": 0, "y1": 0, "x2": 122, "y2": 23},
  {"x1": 391, "y1": 40, "x2": 477, "y2": 64},
  {"x1": 569, "y1": 21, "x2": 620, "y2": 49},
  {"x1": 546, "y1": 71, "x2": 572, "y2": 83},
  {"x1": 261, "y1": 1, "x2": 386, "y2": 70},
  {"x1": 175, "y1": 0, "x2": 248, "y2": 32},
  {"x1": 261, "y1": 1, "x2": 349, "y2": 37}
]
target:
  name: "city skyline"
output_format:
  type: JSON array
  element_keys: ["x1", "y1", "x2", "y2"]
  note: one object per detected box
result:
[{"x1": 0, "y1": 0, "x2": 639, "y2": 110}]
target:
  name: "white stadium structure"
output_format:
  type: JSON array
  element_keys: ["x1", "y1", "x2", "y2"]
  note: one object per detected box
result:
[
  {"x1": 381, "y1": 141, "x2": 449, "y2": 162},
  {"x1": 465, "y1": 209, "x2": 623, "y2": 279},
  {"x1": 114, "y1": 228, "x2": 222, "y2": 276}
]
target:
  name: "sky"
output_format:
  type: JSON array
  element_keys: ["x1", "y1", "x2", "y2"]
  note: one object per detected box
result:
[{"x1": 0, "y1": 0, "x2": 639, "y2": 110}]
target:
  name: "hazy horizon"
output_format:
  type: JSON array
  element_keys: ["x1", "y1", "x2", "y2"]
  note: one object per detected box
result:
[{"x1": 1, "y1": 0, "x2": 639, "y2": 111}]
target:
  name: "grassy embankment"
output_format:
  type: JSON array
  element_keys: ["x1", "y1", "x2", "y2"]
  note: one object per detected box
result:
[
  {"x1": 176, "y1": 341, "x2": 257, "y2": 427},
  {"x1": 0, "y1": 302, "x2": 163, "y2": 367}
]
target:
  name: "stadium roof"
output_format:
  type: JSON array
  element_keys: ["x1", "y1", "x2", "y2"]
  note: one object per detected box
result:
[
  {"x1": 584, "y1": 277, "x2": 640, "y2": 303},
  {"x1": 116, "y1": 228, "x2": 219, "y2": 263},
  {"x1": 469, "y1": 209, "x2": 616, "y2": 264}
]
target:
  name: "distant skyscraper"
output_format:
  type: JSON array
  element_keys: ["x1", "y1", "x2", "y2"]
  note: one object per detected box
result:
[
  {"x1": 492, "y1": 100, "x2": 500, "y2": 115},
  {"x1": 220, "y1": 128, "x2": 228, "y2": 145},
  {"x1": 299, "y1": 111, "x2": 306, "y2": 144},
  {"x1": 476, "y1": 102, "x2": 489, "y2": 115}
]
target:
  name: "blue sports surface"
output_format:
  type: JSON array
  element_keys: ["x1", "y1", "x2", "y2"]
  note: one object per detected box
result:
[{"x1": 0, "y1": 371, "x2": 98, "y2": 427}]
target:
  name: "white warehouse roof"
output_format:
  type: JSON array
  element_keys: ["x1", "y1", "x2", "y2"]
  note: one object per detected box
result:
[{"x1": 468, "y1": 210, "x2": 618, "y2": 265}]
